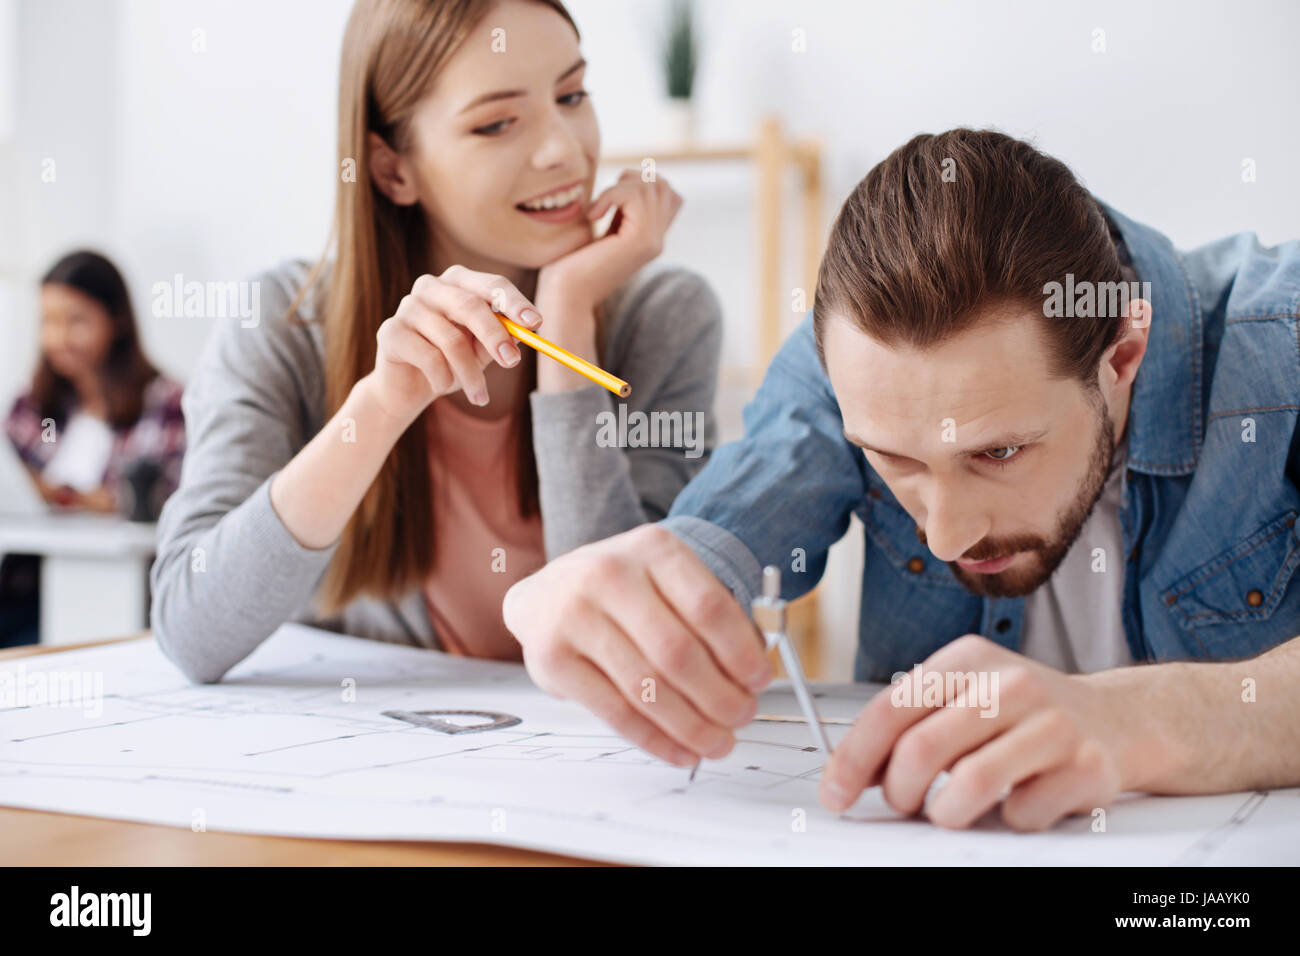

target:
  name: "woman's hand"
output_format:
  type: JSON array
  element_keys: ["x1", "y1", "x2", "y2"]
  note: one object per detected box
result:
[
  {"x1": 71, "y1": 485, "x2": 118, "y2": 514},
  {"x1": 536, "y1": 170, "x2": 683, "y2": 319},
  {"x1": 36, "y1": 477, "x2": 116, "y2": 513},
  {"x1": 29, "y1": 471, "x2": 66, "y2": 505},
  {"x1": 368, "y1": 266, "x2": 543, "y2": 422}
]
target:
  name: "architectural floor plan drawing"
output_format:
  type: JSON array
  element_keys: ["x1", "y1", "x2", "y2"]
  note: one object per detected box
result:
[{"x1": 1, "y1": 623, "x2": 1296, "y2": 865}]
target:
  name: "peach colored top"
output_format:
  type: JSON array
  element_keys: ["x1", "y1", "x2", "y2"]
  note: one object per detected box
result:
[{"x1": 421, "y1": 398, "x2": 545, "y2": 661}]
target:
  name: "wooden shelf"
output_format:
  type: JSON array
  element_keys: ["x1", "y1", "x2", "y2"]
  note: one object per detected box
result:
[{"x1": 599, "y1": 114, "x2": 825, "y2": 372}]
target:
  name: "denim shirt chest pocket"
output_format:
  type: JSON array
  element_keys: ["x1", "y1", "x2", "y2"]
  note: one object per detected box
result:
[
  {"x1": 854, "y1": 482, "x2": 982, "y2": 679},
  {"x1": 1159, "y1": 509, "x2": 1300, "y2": 656}
]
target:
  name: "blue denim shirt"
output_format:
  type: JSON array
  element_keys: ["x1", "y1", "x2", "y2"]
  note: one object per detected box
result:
[{"x1": 661, "y1": 204, "x2": 1300, "y2": 681}]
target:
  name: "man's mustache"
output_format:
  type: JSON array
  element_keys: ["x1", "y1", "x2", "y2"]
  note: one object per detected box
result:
[{"x1": 914, "y1": 525, "x2": 1048, "y2": 563}]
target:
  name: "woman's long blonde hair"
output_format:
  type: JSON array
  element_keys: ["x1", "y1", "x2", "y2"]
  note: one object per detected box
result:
[{"x1": 288, "y1": 0, "x2": 580, "y2": 615}]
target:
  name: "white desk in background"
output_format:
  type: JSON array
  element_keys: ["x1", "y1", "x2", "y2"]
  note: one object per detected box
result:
[{"x1": 0, "y1": 513, "x2": 157, "y2": 645}]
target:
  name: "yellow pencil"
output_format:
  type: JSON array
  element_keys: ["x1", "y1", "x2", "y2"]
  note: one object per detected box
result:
[{"x1": 496, "y1": 312, "x2": 631, "y2": 398}]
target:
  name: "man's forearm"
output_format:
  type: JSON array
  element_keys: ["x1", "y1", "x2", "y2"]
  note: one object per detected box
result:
[{"x1": 1091, "y1": 634, "x2": 1300, "y2": 794}]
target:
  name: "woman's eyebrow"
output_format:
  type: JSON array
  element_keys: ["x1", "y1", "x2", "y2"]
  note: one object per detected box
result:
[
  {"x1": 556, "y1": 57, "x2": 586, "y2": 82},
  {"x1": 457, "y1": 58, "x2": 587, "y2": 115}
]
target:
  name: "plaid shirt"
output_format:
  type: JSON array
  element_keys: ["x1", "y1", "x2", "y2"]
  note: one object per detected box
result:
[{"x1": 4, "y1": 374, "x2": 186, "y2": 514}]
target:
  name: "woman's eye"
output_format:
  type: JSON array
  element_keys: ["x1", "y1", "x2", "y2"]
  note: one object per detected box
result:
[
  {"x1": 982, "y1": 445, "x2": 1023, "y2": 463},
  {"x1": 473, "y1": 91, "x2": 586, "y2": 135},
  {"x1": 472, "y1": 118, "x2": 514, "y2": 136}
]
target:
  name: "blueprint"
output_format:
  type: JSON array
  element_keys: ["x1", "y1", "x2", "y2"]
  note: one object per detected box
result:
[{"x1": 1, "y1": 623, "x2": 1295, "y2": 865}]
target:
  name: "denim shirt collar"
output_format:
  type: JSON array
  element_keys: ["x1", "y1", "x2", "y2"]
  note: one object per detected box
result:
[{"x1": 1097, "y1": 200, "x2": 1203, "y2": 476}]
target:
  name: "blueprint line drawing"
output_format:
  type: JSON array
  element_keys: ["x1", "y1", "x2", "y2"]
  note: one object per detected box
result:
[{"x1": 1, "y1": 623, "x2": 1296, "y2": 866}]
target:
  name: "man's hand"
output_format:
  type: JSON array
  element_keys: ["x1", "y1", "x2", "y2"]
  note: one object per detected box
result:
[
  {"x1": 503, "y1": 524, "x2": 774, "y2": 767},
  {"x1": 819, "y1": 634, "x2": 1172, "y2": 831}
]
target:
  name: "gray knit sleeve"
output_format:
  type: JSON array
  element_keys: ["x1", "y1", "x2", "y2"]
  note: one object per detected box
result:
[
  {"x1": 529, "y1": 265, "x2": 723, "y2": 558},
  {"x1": 150, "y1": 263, "x2": 337, "y2": 683}
]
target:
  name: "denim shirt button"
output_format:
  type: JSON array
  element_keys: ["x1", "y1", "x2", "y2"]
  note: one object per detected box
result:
[
  {"x1": 995, "y1": 617, "x2": 1012, "y2": 634},
  {"x1": 906, "y1": 556, "x2": 924, "y2": 573},
  {"x1": 1246, "y1": 589, "x2": 1264, "y2": 607}
]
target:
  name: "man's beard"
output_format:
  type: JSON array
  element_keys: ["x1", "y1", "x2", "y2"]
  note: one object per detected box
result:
[{"x1": 918, "y1": 394, "x2": 1117, "y2": 599}]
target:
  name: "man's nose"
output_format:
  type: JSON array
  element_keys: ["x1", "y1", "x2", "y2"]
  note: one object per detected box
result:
[{"x1": 919, "y1": 484, "x2": 988, "y2": 563}]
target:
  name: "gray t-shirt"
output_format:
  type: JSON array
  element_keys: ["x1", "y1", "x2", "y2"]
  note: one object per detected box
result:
[{"x1": 1019, "y1": 436, "x2": 1131, "y2": 673}]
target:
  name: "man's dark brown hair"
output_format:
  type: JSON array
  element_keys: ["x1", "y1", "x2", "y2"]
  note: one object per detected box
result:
[{"x1": 813, "y1": 128, "x2": 1127, "y2": 384}]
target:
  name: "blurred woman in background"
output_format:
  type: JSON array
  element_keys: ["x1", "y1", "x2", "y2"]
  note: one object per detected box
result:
[{"x1": 1, "y1": 249, "x2": 185, "y2": 646}]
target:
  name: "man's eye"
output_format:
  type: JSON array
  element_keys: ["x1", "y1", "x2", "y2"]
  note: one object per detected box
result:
[{"x1": 982, "y1": 445, "x2": 1023, "y2": 463}]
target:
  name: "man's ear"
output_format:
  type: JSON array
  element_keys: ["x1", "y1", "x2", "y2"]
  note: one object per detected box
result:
[
  {"x1": 1104, "y1": 297, "x2": 1152, "y2": 391},
  {"x1": 367, "y1": 131, "x2": 421, "y2": 206}
]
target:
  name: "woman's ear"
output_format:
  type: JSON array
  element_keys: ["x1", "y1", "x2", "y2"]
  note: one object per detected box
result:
[{"x1": 367, "y1": 131, "x2": 421, "y2": 206}]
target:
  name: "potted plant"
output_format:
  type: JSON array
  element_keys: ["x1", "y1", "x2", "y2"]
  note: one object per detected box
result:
[{"x1": 661, "y1": 0, "x2": 697, "y2": 145}]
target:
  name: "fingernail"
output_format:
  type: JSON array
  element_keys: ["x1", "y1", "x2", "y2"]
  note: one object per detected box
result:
[
  {"x1": 707, "y1": 734, "x2": 733, "y2": 760},
  {"x1": 520, "y1": 308, "x2": 542, "y2": 327},
  {"x1": 747, "y1": 664, "x2": 773, "y2": 692},
  {"x1": 471, "y1": 389, "x2": 488, "y2": 406},
  {"x1": 821, "y1": 780, "x2": 850, "y2": 811},
  {"x1": 497, "y1": 342, "x2": 519, "y2": 366}
]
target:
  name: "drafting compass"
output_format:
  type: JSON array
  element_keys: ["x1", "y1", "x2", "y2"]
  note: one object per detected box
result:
[
  {"x1": 689, "y1": 565, "x2": 832, "y2": 782},
  {"x1": 750, "y1": 565, "x2": 834, "y2": 756}
]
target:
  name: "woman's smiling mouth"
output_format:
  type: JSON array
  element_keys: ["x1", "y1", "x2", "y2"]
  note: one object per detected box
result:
[{"x1": 516, "y1": 181, "x2": 586, "y2": 224}]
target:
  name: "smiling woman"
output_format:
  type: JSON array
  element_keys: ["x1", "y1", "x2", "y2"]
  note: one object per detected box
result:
[{"x1": 149, "y1": 0, "x2": 724, "y2": 683}]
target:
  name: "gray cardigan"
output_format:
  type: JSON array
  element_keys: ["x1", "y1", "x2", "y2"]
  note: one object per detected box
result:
[{"x1": 151, "y1": 259, "x2": 722, "y2": 682}]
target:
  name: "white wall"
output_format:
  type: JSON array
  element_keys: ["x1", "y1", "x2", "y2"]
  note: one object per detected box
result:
[
  {"x1": 0, "y1": 0, "x2": 17, "y2": 383},
  {"x1": 5, "y1": 0, "x2": 1298, "y2": 675},
  {"x1": 9, "y1": 0, "x2": 1295, "y2": 388},
  {"x1": 0, "y1": 0, "x2": 15, "y2": 141},
  {"x1": 3, "y1": 0, "x2": 118, "y2": 393},
  {"x1": 111, "y1": 0, "x2": 352, "y2": 381}
]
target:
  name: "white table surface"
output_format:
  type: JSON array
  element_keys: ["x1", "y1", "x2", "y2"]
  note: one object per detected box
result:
[
  {"x1": 0, "y1": 512, "x2": 157, "y2": 644},
  {"x1": 0, "y1": 512, "x2": 157, "y2": 557}
]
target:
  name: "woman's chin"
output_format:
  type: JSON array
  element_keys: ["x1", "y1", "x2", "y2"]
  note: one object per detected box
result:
[
  {"x1": 515, "y1": 228, "x2": 595, "y2": 270},
  {"x1": 46, "y1": 358, "x2": 85, "y2": 379}
]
